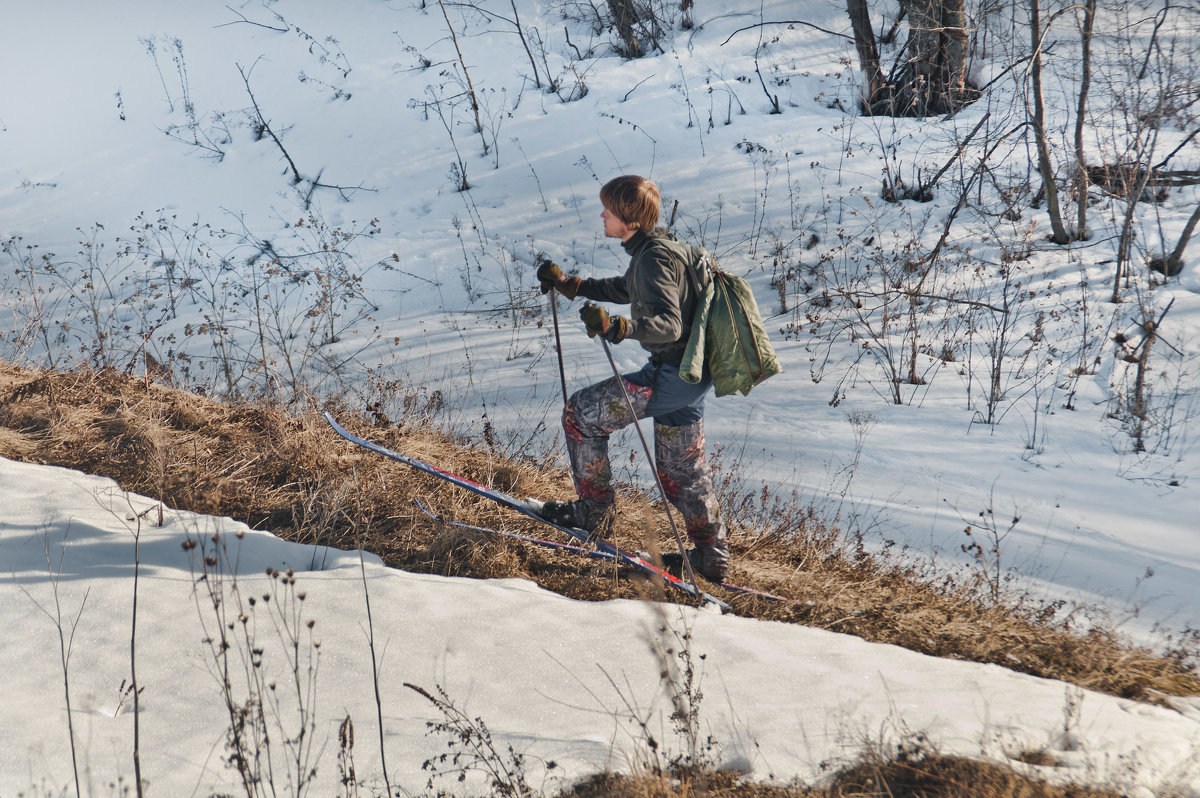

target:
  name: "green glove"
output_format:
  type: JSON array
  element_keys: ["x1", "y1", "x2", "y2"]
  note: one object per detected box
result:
[
  {"x1": 535, "y1": 258, "x2": 580, "y2": 299},
  {"x1": 580, "y1": 302, "x2": 632, "y2": 343}
]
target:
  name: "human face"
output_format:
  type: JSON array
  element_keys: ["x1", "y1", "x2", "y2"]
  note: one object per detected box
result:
[{"x1": 601, "y1": 206, "x2": 636, "y2": 242}]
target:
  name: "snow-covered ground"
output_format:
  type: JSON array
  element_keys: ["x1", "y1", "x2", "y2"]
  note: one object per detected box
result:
[
  {"x1": 5, "y1": 456, "x2": 1200, "y2": 795},
  {"x1": 3, "y1": 0, "x2": 1199, "y2": 792}
]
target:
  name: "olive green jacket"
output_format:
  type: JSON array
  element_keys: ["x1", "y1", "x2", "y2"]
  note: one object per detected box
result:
[
  {"x1": 678, "y1": 264, "x2": 782, "y2": 397},
  {"x1": 576, "y1": 229, "x2": 705, "y2": 362}
]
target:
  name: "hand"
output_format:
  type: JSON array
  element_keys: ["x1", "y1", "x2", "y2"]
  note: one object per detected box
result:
[
  {"x1": 580, "y1": 302, "x2": 631, "y2": 343},
  {"x1": 535, "y1": 258, "x2": 563, "y2": 293},
  {"x1": 535, "y1": 257, "x2": 580, "y2": 299}
]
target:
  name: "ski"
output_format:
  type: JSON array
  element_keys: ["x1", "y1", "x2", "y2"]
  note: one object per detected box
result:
[
  {"x1": 324, "y1": 412, "x2": 731, "y2": 611},
  {"x1": 414, "y1": 498, "x2": 617, "y2": 561},
  {"x1": 419, "y1": 498, "x2": 792, "y2": 604},
  {"x1": 658, "y1": 554, "x2": 792, "y2": 603}
]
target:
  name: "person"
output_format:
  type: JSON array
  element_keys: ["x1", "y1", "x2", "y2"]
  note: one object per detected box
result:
[{"x1": 534, "y1": 175, "x2": 730, "y2": 582}]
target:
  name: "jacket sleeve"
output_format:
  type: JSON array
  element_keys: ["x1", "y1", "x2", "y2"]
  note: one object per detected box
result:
[{"x1": 577, "y1": 275, "x2": 630, "y2": 304}]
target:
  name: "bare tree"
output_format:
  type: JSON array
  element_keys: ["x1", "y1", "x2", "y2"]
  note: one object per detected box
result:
[
  {"x1": 1029, "y1": 0, "x2": 1072, "y2": 244},
  {"x1": 1073, "y1": 0, "x2": 1098, "y2": 240}
]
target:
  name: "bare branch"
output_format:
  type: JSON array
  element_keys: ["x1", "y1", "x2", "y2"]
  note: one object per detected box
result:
[
  {"x1": 218, "y1": 5, "x2": 289, "y2": 32},
  {"x1": 237, "y1": 61, "x2": 303, "y2": 186},
  {"x1": 721, "y1": 19, "x2": 854, "y2": 45}
]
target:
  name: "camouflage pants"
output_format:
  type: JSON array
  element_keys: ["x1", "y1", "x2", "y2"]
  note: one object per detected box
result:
[{"x1": 562, "y1": 359, "x2": 725, "y2": 546}]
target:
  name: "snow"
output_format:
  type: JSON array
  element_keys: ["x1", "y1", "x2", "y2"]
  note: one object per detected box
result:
[
  {"x1": 2, "y1": 0, "x2": 1200, "y2": 793},
  {"x1": 5, "y1": 456, "x2": 1200, "y2": 795}
]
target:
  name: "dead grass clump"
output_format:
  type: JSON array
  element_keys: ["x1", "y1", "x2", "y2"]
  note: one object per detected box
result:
[
  {"x1": 824, "y1": 750, "x2": 1122, "y2": 798},
  {"x1": 1, "y1": 360, "x2": 1198, "y2": 707},
  {"x1": 0, "y1": 426, "x2": 37, "y2": 459},
  {"x1": 164, "y1": 392, "x2": 212, "y2": 431},
  {"x1": 558, "y1": 769, "x2": 805, "y2": 798},
  {"x1": 427, "y1": 522, "x2": 523, "y2": 579},
  {"x1": 555, "y1": 751, "x2": 1124, "y2": 798}
]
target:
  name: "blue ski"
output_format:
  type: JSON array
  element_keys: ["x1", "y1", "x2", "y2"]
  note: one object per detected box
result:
[
  {"x1": 418, "y1": 498, "x2": 793, "y2": 605},
  {"x1": 324, "y1": 412, "x2": 731, "y2": 611},
  {"x1": 414, "y1": 499, "x2": 617, "y2": 560}
]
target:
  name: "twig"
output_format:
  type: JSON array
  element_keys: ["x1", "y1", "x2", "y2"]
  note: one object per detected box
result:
[
  {"x1": 14, "y1": 532, "x2": 91, "y2": 798},
  {"x1": 437, "y1": 0, "x2": 486, "y2": 153},
  {"x1": 563, "y1": 25, "x2": 584, "y2": 60},
  {"x1": 355, "y1": 519, "x2": 394, "y2": 797},
  {"x1": 1154, "y1": 128, "x2": 1200, "y2": 170},
  {"x1": 622, "y1": 74, "x2": 653, "y2": 102},
  {"x1": 237, "y1": 61, "x2": 303, "y2": 185},
  {"x1": 913, "y1": 112, "x2": 990, "y2": 199},
  {"x1": 920, "y1": 120, "x2": 1026, "y2": 267},
  {"x1": 509, "y1": 0, "x2": 542, "y2": 88},
  {"x1": 128, "y1": 507, "x2": 145, "y2": 798},
  {"x1": 219, "y1": 5, "x2": 289, "y2": 32},
  {"x1": 721, "y1": 19, "x2": 853, "y2": 45}
]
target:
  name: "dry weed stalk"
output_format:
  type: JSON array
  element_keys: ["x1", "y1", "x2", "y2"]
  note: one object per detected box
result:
[{"x1": 14, "y1": 527, "x2": 90, "y2": 798}]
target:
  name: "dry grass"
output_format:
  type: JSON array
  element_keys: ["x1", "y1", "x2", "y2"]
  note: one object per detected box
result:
[
  {"x1": 555, "y1": 753, "x2": 1125, "y2": 798},
  {"x1": 2, "y1": 360, "x2": 1198, "y2": 708}
]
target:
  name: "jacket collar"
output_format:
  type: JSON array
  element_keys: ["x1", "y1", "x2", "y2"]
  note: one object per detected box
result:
[{"x1": 622, "y1": 229, "x2": 650, "y2": 256}]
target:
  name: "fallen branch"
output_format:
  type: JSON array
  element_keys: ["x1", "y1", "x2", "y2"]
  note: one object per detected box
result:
[{"x1": 721, "y1": 19, "x2": 854, "y2": 45}]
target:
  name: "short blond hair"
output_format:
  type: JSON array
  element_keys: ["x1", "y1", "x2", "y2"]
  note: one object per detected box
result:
[{"x1": 600, "y1": 175, "x2": 660, "y2": 233}]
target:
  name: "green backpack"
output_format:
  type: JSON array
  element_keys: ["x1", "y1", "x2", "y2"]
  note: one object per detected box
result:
[{"x1": 678, "y1": 249, "x2": 781, "y2": 397}]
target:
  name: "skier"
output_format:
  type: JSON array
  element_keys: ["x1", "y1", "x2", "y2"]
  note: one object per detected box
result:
[{"x1": 535, "y1": 175, "x2": 730, "y2": 582}]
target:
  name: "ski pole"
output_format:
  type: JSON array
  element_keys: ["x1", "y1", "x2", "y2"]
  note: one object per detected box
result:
[
  {"x1": 597, "y1": 335, "x2": 701, "y2": 596},
  {"x1": 549, "y1": 289, "x2": 569, "y2": 406}
]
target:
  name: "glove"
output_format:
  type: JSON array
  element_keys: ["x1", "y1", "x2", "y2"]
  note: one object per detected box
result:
[
  {"x1": 535, "y1": 257, "x2": 580, "y2": 299},
  {"x1": 580, "y1": 302, "x2": 632, "y2": 343}
]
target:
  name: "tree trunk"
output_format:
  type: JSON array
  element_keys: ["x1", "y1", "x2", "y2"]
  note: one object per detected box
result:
[
  {"x1": 1029, "y1": 0, "x2": 1072, "y2": 244},
  {"x1": 849, "y1": 0, "x2": 975, "y2": 116},
  {"x1": 1073, "y1": 0, "x2": 1097, "y2": 239},
  {"x1": 902, "y1": 0, "x2": 970, "y2": 115},
  {"x1": 607, "y1": 0, "x2": 643, "y2": 58},
  {"x1": 846, "y1": 0, "x2": 885, "y2": 110}
]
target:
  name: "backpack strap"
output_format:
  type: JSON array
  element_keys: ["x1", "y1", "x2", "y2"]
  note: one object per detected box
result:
[{"x1": 681, "y1": 246, "x2": 713, "y2": 295}]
